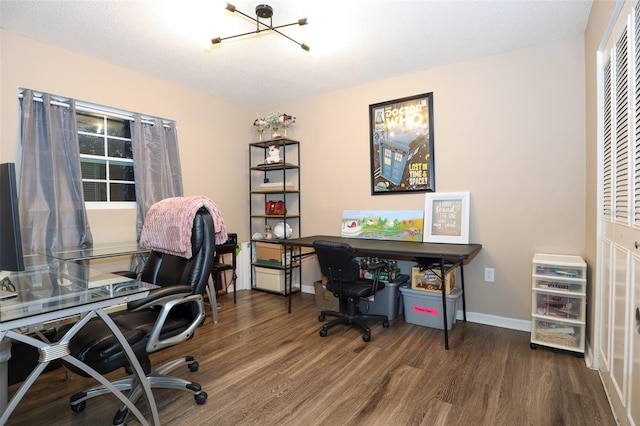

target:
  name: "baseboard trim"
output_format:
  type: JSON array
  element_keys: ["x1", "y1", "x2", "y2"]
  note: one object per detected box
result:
[{"x1": 455, "y1": 311, "x2": 531, "y2": 332}]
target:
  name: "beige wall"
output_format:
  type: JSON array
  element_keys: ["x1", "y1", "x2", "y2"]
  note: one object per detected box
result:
[
  {"x1": 1, "y1": 29, "x2": 587, "y2": 322},
  {"x1": 0, "y1": 30, "x2": 252, "y2": 244},
  {"x1": 269, "y1": 35, "x2": 587, "y2": 322}
]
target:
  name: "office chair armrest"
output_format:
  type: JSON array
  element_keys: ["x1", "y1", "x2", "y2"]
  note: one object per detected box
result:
[
  {"x1": 366, "y1": 262, "x2": 386, "y2": 291},
  {"x1": 126, "y1": 285, "x2": 193, "y2": 311},
  {"x1": 145, "y1": 294, "x2": 206, "y2": 353}
]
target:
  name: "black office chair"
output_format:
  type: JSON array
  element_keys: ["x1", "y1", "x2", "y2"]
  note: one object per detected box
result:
[
  {"x1": 61, "y1": 207, "x2": 214, "y2": 425},
  {"x1": 313, "y1": 240, "x2": 390, "y2": 342}
]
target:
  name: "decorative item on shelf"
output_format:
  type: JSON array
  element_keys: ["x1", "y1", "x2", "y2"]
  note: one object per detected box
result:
[
  {"x1": 264, "y1": 225, "x2": 273, "y2": 239},
  {"x1": 273, "y1": 222, "x2": 293, "y2": 239},
  {"x1": 265, "y1": 112, "x2": 282, "y2": 139},
  {"x1": 271, "y1": 125, "x2": 282, "y2": 139},
  {"x1": 281, "y1": 113, "x2": 296, "y2": 137},
  {"x1": 253, "y1": 118, "x2": 268, "y2": 141},
  {"x1": 265, "y1": 200, "x2": 286, "y2": 215},
  {"x1": 265, "y1": 144, "x2": 281, "y2": 164},
  {"x1": 265, "y1": 112, "x2": 296, "y2": 139}
]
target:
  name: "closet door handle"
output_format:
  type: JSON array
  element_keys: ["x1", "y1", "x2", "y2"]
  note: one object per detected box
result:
[
  {"x1": 636, "y1": 241, "x2": 640, "y2": 249},
  {"x1": 636, "y1": 307, "x2": 640, "y2": 335}
]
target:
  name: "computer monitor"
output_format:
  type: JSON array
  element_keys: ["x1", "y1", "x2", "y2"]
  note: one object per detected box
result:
[{"x1": 0, "y1": 162, "x2": 25, "y2": 271}]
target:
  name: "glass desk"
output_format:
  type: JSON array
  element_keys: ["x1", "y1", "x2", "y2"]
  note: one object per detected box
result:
[
  {"x1": 46, "y1": 241, "x2": 150, "y2": 262},
  {"x1": 0, "y1": 254, "x2": 159, "y2": 425}
]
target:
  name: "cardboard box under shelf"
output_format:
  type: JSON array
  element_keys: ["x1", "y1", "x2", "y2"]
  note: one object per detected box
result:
[
  {"x1": 314, "y1": 279, "x2": 339, "y2": 311},
  {"x1": 255, "y1": 242, "x2": 290, "y2": 266},
  {"x1": 255, "y1": 267, "x2": 298, "y2": 293},
  {"x1": 411, "y1": 266, "x2": 456, "y2": 294}
]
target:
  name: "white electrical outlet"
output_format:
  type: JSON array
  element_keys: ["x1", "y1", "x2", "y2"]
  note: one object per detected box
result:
[{"x1": 484, "y1": 267, "x2": 495, "y2": 283}]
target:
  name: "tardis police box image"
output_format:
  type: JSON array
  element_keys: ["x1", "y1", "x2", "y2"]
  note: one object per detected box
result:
[{"x1": 369, "y1": 92, "x2": 435, "y2": 194}]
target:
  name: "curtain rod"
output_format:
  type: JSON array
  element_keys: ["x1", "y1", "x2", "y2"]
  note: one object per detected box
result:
[{"x1": 18, "y1": 93, "x2": 172, "y2": 128}]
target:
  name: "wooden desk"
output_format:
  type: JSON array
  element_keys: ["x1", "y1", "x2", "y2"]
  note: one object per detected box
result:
[{"x1": 279, "y1": 235, "x2": 482, "y2": 349}]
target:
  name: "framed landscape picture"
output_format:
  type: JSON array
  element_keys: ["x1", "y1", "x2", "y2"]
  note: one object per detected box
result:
[
  {"x1": 369, "y1": 92, "x2": 435, "y2": 194},
  {"x1": 423, "y1": 192, "x2": 470, "y2": 244},
  {"x1": 341, "y1": 210, "x2": 424, "y2": 242}
]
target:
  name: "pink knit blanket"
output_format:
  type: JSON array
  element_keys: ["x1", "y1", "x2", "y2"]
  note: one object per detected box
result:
[{"x1": 139, "y1": 196, "x2": 228, "y2": 258}]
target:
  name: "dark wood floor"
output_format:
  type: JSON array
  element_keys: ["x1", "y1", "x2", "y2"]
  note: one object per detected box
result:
[{"x1": 7, "y1": 290, "x2": 615, "y2": 426}]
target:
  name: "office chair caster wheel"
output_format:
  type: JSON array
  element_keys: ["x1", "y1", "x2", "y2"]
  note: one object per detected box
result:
[
  {"x1": 319, "y1": 328, "x2": 328, "y2": 337},
  {"x1": 195, "y1": 391, "x2": 208, "y2": 405},
  {"x1": 362, "y1": 332, "x2": 371, "y2": 342},
  {"x1": 383, "y1": 320, "x2": 390, "y2": 328},
  {"x1": 318, "y1": 314, "x2": 325, "y2": 322},
  {"x1": 188, "y1": 361, "x2": 199, "y2": 372},
  {"x1": 70, "y1": 400, "x2": 86, "y2": 413},
  {"x1": 70, "y1": 392, "x2": 87, "y2": 412}
]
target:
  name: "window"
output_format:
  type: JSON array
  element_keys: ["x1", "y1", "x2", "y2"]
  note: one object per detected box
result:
[
  {"x1": 76, "y1": 110, "x2": 136, "y2": 204},
  {"x1": 19, "y1": 89, "x2": 180, "y2": 213}
]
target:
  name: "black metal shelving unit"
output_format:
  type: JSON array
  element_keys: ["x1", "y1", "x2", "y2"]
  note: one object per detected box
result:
[{"x1": 249, "y1": 138, "x2": 301, "y2": 296}]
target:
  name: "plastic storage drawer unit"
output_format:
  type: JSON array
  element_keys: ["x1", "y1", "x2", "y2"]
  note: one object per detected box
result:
[
  {"x1": 530, "y1": 253, "x2": 586, "y2": 354},
  {"x1": 532, "y1": 292, "x2": 586, "y2": 321},
  {"x1": 399, "y1": 283, "x2": 462, "y2": 330},
  {"x1": 531, "y1": 318, "x2": 585, "y2": 352}
]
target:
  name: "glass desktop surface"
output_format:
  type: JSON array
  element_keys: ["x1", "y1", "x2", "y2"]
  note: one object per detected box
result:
[
  {"x1": 46, "y1": 242, "x2": 148, "y2": 262},
  {"x1": 0, "y1": 254, "x2": 155, "y2": 324}
]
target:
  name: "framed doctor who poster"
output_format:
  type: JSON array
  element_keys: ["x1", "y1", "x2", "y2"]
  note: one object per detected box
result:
[{"x1": 369, "y1": 92, "x2": 435, "y2": 194}]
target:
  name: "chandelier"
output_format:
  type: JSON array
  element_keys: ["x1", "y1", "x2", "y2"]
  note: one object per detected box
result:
[{"x1": 211, "y1": 3, "x2": 310, "y2": 51}]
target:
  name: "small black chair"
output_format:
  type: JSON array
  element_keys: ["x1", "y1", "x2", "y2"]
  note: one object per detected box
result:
[
  {"x1": 61, "y1": 207, "x2": 214, "y2": 425},
  {"x1": 313, "y1": 240, "x2": 389, "y2": 342}
]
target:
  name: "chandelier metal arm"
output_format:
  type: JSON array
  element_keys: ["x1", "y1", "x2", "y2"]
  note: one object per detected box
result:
[
  {"x1": 271, "y1": 27, "x2": 310, "y2": 51},
  {"x1": 231, "y1": 8, "x2": 268, "y2": 31},
  {"x1": 213, "y1": 30, "x2": 262, "y2": 44},
  {"x1": 212, "y1": 3, "x2": 310, "y2": 51}
]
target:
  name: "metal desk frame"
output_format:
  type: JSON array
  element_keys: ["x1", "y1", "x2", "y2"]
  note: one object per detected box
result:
[
  {"x1": 0, "y1": 256, "x2": 159, "y2": 425},
  {"x1": 279, "y1": 235, "x2": 482, "y2": 350}
]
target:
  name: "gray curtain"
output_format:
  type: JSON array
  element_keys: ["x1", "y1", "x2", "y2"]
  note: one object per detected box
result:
[
  {"x1": 18, "y1": 89, "x2": 93, "y2": 252},
  {"x1": 131, "y1": 115, "x2": 183, "y2": 240}
]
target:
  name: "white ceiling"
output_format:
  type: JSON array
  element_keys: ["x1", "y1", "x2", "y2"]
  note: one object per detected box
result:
[{"x1": 0, "y1": 0, "x2": 593, "y2": 109}]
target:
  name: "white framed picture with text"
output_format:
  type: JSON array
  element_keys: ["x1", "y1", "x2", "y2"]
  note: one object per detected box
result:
[{"x1": 423, "y1": 192, "x2": 470, "y2": 244}]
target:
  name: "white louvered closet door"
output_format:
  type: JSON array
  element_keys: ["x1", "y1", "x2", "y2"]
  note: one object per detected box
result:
[{"x1": 598, "y1": 3, "x2": 640, "y2": 425}]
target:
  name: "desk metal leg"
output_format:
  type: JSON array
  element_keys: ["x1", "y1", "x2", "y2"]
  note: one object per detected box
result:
[
  {"x1": 440, "y1": 262, "x2": 449, "y2": 350},
  {"x1": 0, "y1": 339, "x2": 10, "y2": 413},
  {"x1": 232, "y1": 270, "x2": 237, "y2": 304},
  {"x1": 95, "y1": 310, "x2": 159, "y2": 425},
  {"x1": 460, "y1": 264, "x2": 467, "y2": 322},
  {"x1": 231, "y1": 251, "x2": 237, "y2": 304},
  {"x1": 0, "y1": 310, "x2": 160, "y2": 426},
  {"x1": 206, "y1": 276, "x2": 219, "y2": 324},
  {"x1": 287, "y1": 245, "x2": 293, "y2": 314}
]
